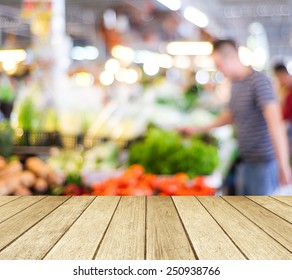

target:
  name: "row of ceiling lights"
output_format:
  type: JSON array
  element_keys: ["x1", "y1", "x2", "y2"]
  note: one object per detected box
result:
[{"x1": 156, "y1": 0, "x2": 209, "y2": 28}]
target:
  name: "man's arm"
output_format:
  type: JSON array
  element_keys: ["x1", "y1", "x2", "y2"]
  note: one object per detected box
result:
[
  {"x1": 263, "y1": 102, "x2": 292, "y2": 185},
  {"x1": 179, "y1": 109, "x2": 232, "y2": 135}
]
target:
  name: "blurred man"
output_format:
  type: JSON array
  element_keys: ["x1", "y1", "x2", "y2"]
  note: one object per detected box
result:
[
  {"x1": 273, "y1": 63, "x2": 292, "y2": 158},
  {"x1": 181, "y1": 39, "x2": 291, "y2": 195}
]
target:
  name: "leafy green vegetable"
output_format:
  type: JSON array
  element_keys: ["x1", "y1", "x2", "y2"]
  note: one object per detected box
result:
[
  {"x1": 66, "y1": 173, "x2": 82, "y2": 185},
  {"x1": 129, "y1": 128, "x2": 219, "y2": 177},
  {"x1": 183, "y1": 83, "x2": 202, "y2": 111},
  {"x1": 0, "y1": 120, "x2": 13, "y2": 157},
  {"x1": 0, "y1": 84, "x2": 14, "y2": 103},
  {"x1": 17, "y1": 97, "x2": 41, "y2": 130}
]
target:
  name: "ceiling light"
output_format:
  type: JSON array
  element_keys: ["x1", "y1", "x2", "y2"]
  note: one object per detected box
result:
[
  {"x1": 115, "y1": 68, "x2": 128, "y2": 82},
  {"x1": 2, "y1": 61, "x2": 17, "y2": 72},
  {"x1": 71, "y1": 46, "x2": 84, "y2": 61},
  {"x1": 158, "y1": 54, "x2": 173, "y2": 69},
  {"x1": 167, "y1": 42, "x2": 213, "y2": 56},
  {"x1": 252, "y1": 47, "x2": 267, "y2": 68},
  {"x1": 238, "y1": 46, "x2": 252, "y2": 66},
  {"x1": 105, "y1": 58, "x2": 120, "y2": 74},
  {"x1": 195, "y1": 70, "x2": 209, "y2": 85},
  {"x1": 124, "y1": 69, "x2": 139, "y2": 84},
  {"x1": 71, "y1": 46, "x2": 99, "y2": 61},
  {"x1": 143, "y1": 61, "x2": 160, "y2": 76},
  {"x1": 156, "y1": 0, "x2": 181, "y2": 11},
  {"x1": 73, "y1": 72, "x2": 94, "y2": 87},
  {"x1": 184, "y1": 6, "x2": 209, "y2": 28},
  {"x1": 112, "y1": 45, "x2": 135, "y2": 65},
  {"x1": 84, "y1": 46, "x2": 99, "y2": 60},
  {"x1": 100, "y1": 71, "x2": 114, "y2": 86},
  {"x1": 0, "y1": 49, "x2": 27, "y2": 63}
]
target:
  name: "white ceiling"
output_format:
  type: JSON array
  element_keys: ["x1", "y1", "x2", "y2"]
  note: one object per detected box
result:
[{"x1": 0, "y1": 0, "x2": 291, "y2": 58}]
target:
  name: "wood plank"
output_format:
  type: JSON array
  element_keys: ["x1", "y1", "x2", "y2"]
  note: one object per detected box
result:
[
  {"x1": 224, "y1": 196, "x2": 292, "y2": 252},
  {"x1": 95, "y1": 197, "x2": 145, "y2": 260},
  {"x1": 248, "y1": 196, "x2": 292, "y2": 223},
  {"x1": 45, "y1": 196, "x2": 120, "y2": 260},
  {"x1": 0, "y1": 196, "x2": 68, "y2": 252},
  {"x1": 198, "y1": 197, "x2": 292, "y2": 260},
  {"x1": 173, "y1": 196, "x2": 245, "y2": 260},
  {"x1": 146, "y1": 196, "x2": 195, "y2": 260},
  {"x1": 0, "y1": 196, "x2": 45, "y2": 224},
  {"x1": 0, "y1": 196, "x2": 94, "y2": 260},
  {"x1": 272, "y1": 196, "x2": 292, "y2": 207},
  {"x1": 0, "y1": 196, "x2": 20, "y2": 207}
]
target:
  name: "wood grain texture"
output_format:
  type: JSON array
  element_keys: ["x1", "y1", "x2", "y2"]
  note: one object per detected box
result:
[
  {"x1": 0, "y1": 196, "x2": 45, "y2": 224},
  {"x1": 0, "y1": 196, "x2": 68, "y2": 252},
  {"x1": 272, "y1": 196, "x2": 292, "y2": 207},
  {"x1": 173, "y1": 196, "x2": 245, "y2": 260},
  {"x1": 45, "y1": 196, "x2": 120, "y2": 260},
  {"x1": 248, "y1": 196, "x2": 292, "y2": 223},
  {"x1": 0, "y1": 196, "x2": 291, "y2": 260},
  {"x1": 0, "y1": 196, "x2": 20, "y2": 207},
  {"x1": 0, "y1": 196, "x2": 94, "y2": 260},
  {"x1": 146, "y1": 196, "x2": 195, "y2": 260},
  {"x1": 198, "y1": 197, "x2": 292, "y2": 260},
  {"x1": 224, "y1": 196, "x2": 292, "y2": 252},
  {"x1": 95, "y1": 196, "x2": 145, "y2": 260}
]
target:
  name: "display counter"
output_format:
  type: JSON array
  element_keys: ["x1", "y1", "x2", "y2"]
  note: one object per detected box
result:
[{"x1": 0, "y1": 196, "x2": 291, "y2": 260}]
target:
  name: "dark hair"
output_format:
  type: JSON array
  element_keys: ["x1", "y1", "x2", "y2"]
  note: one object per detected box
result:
[
  {"x1": 212, "y1": 39, "x2": 237, "y2": 52},
  {"x1": 273, "y1": 63, "x2": 288, "y2": 74}
]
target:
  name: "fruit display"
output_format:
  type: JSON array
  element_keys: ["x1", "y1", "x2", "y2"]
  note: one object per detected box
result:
[
  {"x1": 129, "y1": 128, "x2": 219, "y2": 178},
  {"x1": 91, "y1": 165, "x2": 216, "y2": 196},
  {"x1": 0, "y1": 156, "x2": 62, "y2": 196}
]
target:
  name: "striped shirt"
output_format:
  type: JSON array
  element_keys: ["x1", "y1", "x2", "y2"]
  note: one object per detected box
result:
[{"x1": 229, "y1": 70, "x2": 277, "y2": 162}]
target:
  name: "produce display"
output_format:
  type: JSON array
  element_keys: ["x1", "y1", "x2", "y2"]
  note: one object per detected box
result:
[
  {"x1": 0, "y1": 76, "x2": 225, "y2": 196},
  {"x1": 129, "y1": 128, "x2": 219, "y2": 177},
  {"x1": 47, "y1": 143, "x2": 120, "y2": 176},
  {"x1": 91, "y1": 165, "x2": 216, "y2": 196},
  {"x1": 0, "y1": 156, "x2": 61, "y2": 196}
]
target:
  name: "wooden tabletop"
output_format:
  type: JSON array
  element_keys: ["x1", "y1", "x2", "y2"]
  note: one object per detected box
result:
[{"x1": 0, "y1": 196, "x2": 291, "y2": 260}]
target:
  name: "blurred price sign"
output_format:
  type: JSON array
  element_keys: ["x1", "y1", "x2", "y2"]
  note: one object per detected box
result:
[
  {"x1": 21, "y1": 0, "x2": 53, "y2": 37},
  {"x1": 21, "y1": 0, "x2": 52, "y2": 20}
]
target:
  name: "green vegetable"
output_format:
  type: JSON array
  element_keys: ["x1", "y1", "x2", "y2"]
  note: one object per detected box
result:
[
  {"x1": 129, "y1": 128, "x2": 219, "y2": 177},
  {"x1": 0, "y1": 84, "x2": 14, "y2": 103},
  {"x1": 50, "y1": 184, "x2": 64, "y2": 196},
  {"x1": 17, "y1": 97, "x2": 41, "y2": 130},
  {"x1": 66, "y1": 173, "x2": 82, "y2": 186},
  {"x1": 183, "y1": 83, "x2": 202, "y2": 111},
  {"x1": 0, "y1": 120, "x2": 13, "y2": 157}
]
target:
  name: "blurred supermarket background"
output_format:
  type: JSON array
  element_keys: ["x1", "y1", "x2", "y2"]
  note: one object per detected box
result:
[{"x1": 0, "y1": 0, "x2": 291, "y2": 196}]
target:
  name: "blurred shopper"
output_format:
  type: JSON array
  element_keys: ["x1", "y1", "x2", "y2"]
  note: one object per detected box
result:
[
  {"x1": 180, "y1": 39, "x2": 291, "y2": 195},
  {"x1": 273, "y1": 63, "x2": 292, "y2": 157}
]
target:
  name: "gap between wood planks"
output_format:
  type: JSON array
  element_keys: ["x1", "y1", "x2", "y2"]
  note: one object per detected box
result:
[
  {"x1": 91, "y1": 197, "x2": 122, "y2": 260},
  {"x1": 0, "y1": 196, "x2": 47, "y2": 225},
  {"x1": 42, "y1": 197, "x2": 99, "y2": 260},
  {"x1": 0, "y1": 196, "x2": 70, "y2": 255},
  {"x1": 222, "y1": 197, "x2": 292, "y2": 254}
]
